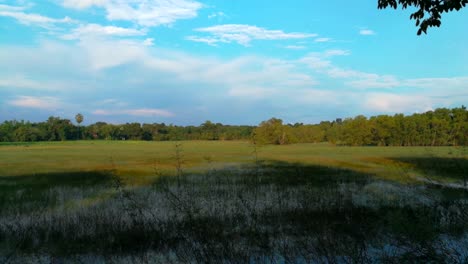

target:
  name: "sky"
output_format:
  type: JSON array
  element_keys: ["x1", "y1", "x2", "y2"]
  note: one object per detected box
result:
[{"x1": 0, "y1": 0, "x2": 467, "y2": 125}]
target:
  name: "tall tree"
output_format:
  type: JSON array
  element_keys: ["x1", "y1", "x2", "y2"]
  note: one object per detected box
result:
[
  {"x1": 75, "y1": 113, "x2": 84, "y2": 140},
  {"x1": 75, "y1": 113, "x2": 84, "y2": 126},
  {"x1": 378, "y1": 0, "x2": 468, "y2": 35}
]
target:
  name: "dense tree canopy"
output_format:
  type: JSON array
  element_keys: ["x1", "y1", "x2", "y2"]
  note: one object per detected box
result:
[
  {"x1": 378, "y1": 0, "x2": 468, "y2": 35},
  {"x1": 254, "y1": 106, "x2": 467, "y2": 146}
]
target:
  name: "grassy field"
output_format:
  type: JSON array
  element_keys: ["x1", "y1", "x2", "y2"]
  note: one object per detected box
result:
[
  {"x1": 0, "y1": 140, "x2": 466, "y2": 183},
  {"x1": 0, "y1": 141, "x2": 467, "y2": 263}
]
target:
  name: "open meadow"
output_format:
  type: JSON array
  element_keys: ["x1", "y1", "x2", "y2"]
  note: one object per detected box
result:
[{"x1": 0, "y1": 141, "x2": 467, "y2": 263}]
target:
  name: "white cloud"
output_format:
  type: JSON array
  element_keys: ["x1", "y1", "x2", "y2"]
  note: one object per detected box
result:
[
  {"x1": 189, "y1": 24, "x2": 317, "y2": 46},
  {"x1": 346, "y1": 75, "x2": 400, "y2": 88},
  {"x1": 314, "y1": 37, "x2": 331, "y2": 42},
  {"x1": 125, "y1": 108, "x2": 174, "y2": 117},
  {"x1": 299, "y1": 50, "x2": 349, "y2": 70},
  {"x1": 328, "y1": 67, "x2": 399, "y2": 89},
  {"x1": 360, "y1": 29, "x2": 375, "y2": 35},
  {"x1": 0, "y1": 75, "x2": 67, "y2": 91},
  {"x1": 185, "y1": 35, "x2": 221, "y2": 46},
  {"x1": 295, "y1": 89, "x2": 347, "y2": 105},
  {"x1": 0, "y1": 4, "x2": 27, "y2": 11},
  {"x1": 364, "y1": 93, "x2": 432, "y2": 113},
  {"x1": 8, "y1": 96, "x2": 62, "y2": 110},
  {"x1": 300, "y1": 56, "x2": 331, "y2": 70},
  {"x1": 0, "y1": 11, "x2": 74, "y2": 28},
  {"x1": 402, "y1": 77, "x2": 468, "y2": 90},
  {"x1": 285, "y1": 45, "x2": 306, "y2": 50},
  {"x1": 300, "y1": 52, "x2": 399, "y2": 89},
  {"x1": 62, "y1": 0, "x2": 108, "y2": 9},
  {"x1": 62, "y1": 0, "x2": 203, "y2": 27},
  {"x1": 93, "y1": 108, "x2": 174, "y2": 117},
  {"x1": 63, "y1": 23, "x2": 146, "y2": 40},
  {"x1": 208, "y1": 11, "x2": 227, "y2": 19},
  {"x1": 96, "y1": 99, "x2": 129, "y2": 107},
  {"x1": 142, "y1": 38, "x2": 154, "y2": 46},
  {"x1": 228, "y1": 87, "x2": 275, "y2": 98},
  {"x1": 92, "y1": 109, "x2": 111, "y2": 115},
  {"x1": 324, "y1": 49, "x2": 350, "y2": 57},
  {"x1": 78, "y1": 38, "x2": 148, "y2": 70}
]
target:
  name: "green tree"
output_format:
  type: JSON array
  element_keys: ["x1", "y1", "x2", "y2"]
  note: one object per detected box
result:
[
  {"x1": 42, "y1": 117, "x2": 75, "y2": 141},
  {"x1": 341, "y1": 115, "x2": 372, "y2": 146},
  {"x1": 378, "y1": 0, "x2": 468, "y2": 35},
  {"x1": 451, "y1": 106, "x2": 468, "y2": 146},
  {"x1": 200, "y1": 121, "x2": 220, "y2": 140},
  {"x1": 119, "y1": 123, "x2": 143, "y2": 140},
  {"x1": 254, "y1": 118, "x2": 292, "y2": 145},
  {"x1": 370, "y1": 115, "x2": 395, "y2": 146},
  {"x1": 0, "y1": 120, "x2": 20, "y2": 142},
  {"x1": 14, "y1": 125, "x2": 43, "y2": 142}
]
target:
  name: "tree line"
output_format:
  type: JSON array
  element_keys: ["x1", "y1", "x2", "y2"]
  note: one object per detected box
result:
[
  {"x1": 254, "y1": 106, "x2": 467, "y2": 146},
  {"x1": 0, "y1": 106, "x2": 466, "y2": 146},
  {"x1": 0, "y1": 118, "x2": 253, "y2": 142}
]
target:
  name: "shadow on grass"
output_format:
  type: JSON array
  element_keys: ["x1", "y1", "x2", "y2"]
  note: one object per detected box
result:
[
  {"x1": 390, "y1": 157, "x2": 467, "y2": 181},
  {"x1": 153, "y1": 159, "x2": 373, "y2": 188},
  {"x1": 0, "y1": 170, "x2": 115, "y2": 189},
  {"x1": 259, "y1": 160, "x2": 372, "y2": 186},
  {"x1": 0, "y1": 171, "x2": 115, "y2": 206}
]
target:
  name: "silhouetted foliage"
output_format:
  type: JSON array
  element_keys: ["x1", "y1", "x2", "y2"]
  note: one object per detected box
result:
[{"x1": 378, "y1": 0, "x2": 468, "y2": 35}]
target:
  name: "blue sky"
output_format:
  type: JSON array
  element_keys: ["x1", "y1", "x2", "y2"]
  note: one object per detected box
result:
[{"x1": 1, "y1": 0, "x2": 467, "y2": 125}]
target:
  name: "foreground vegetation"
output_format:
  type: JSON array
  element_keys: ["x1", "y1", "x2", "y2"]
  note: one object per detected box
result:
[{"x1": 0, "y1": 141, "x2": 467, "y2": 262}]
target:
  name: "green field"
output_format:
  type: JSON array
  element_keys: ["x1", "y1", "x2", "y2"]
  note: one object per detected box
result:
[
  {"x1": 1, "y1": 140, "x2": 466, "y2": 182},
  {"x1": 0, "y1": 141, "x2": 467, "y2": 262}
]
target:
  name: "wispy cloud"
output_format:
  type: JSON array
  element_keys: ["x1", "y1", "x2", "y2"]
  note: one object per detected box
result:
[
  {"x1": 185, "y1": 36, "x2": 221, "y2": 46},
  {"x1": 364, "y1": 93, "x2": 432, "y2": 113},
  {"x1": 0, "y1": 4, "x2": 28, "y2": 12},
  {"x1": 93, "y1": 108, "x2": 175, "y2": 117},
  {"x1": 62, "y1": 0, "x2": 203, "y2": 27},
  {"x1": 8, "y1": 96, "x2": 62, "y2": 110},
  {"x1": 324, "y1": 49, "x2": 350, "y2": 57},
  {"x1": 188, "y1": 24, "x2": 317, "y2": 46},
  {"x1": 125, "y1": 109, "x2": 174, "y2": 117},
  {"x1": 300, "y1": 51, "x2": 399, "y2": 89},
  {"x1": 402, "y1": 77, "x2": 468, "y2": 90},
  {"x1": 0, "y1": 10, "x2": 74, "y2": 28},
  {"x1": 62, "y1": 0, "x2": 108, "y2": 9},
  {"x1": 359, "y1": 29, "x2": 375, "y2": 35},
  {"x1": 63, "y1": 23, "x2": 146, "y2": 40},
  {"x1": 96, "y1": 99, "x2": 129, "y2": 107},
  {"x1": 142, "y1": 38, "x2": 154, "y2": 46},
  {"x1": 314, "y1": 37, "x2": 331, "y2": 42},
  {"x1": 299, "y1": 50, "x2": 468, "y2": 92},
  {"x1": 0, "y1": 75, "x2": 67, "y2": 91},
  {"x1": 285, "y1": 45, "x2": 307, "y2": 50},
  {"x1": 76, "y1": 38, "x2": 149, "y2": 70},
  {"x1": 228, "y1": 87, "x2": 276, "y2": 99},
  {"x1": 208, "y1": 11, "x2": 227, "y2": 19}
]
